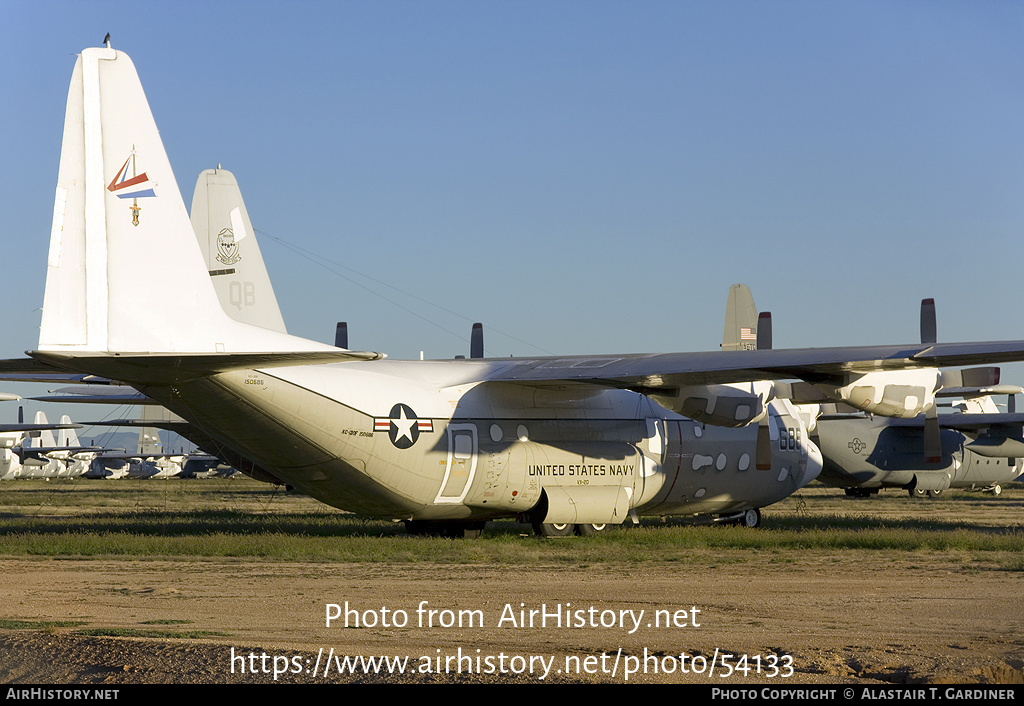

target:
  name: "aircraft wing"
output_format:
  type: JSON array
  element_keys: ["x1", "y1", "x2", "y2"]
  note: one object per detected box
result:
[
  {"x1": 470, "y1": 341, "x2": 1024, "y2": 390},
  {"x1": 8, "y1": 340, "x2": 1024, "y2": 427},
  {"x1": 885, "y1": 413, "x2": 1024, "y2": 431},
  {"x1": 5, "y1": 340, "x2": 1024, "y2": 391},
  {"x1": 31, "y1": 386, "x2": 153, "y2": 405},
  {"x1": 82, "y1": 419, "x2": 195, "y2": 435}
]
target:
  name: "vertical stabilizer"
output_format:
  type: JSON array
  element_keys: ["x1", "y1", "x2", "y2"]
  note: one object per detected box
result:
[
  {"x1": 138, "y1": 427, "x2": 163, "y2": 455},
  {"x1": 32, "y1": 412, "x2": 57, "y2": 448},
  {"x1": 191, "y1": 168, "x2": 288, "y2": 334},
  {"x1": 138, "y1": 405, "x2": 167, "y2": 454},
  {"x1": 57, "y1": 415, "x2": 80, "y2": 447},
  {"x1": 722, "y1": 284, "x2": 758, "y2": 351},
  {"x1": 38, "y1": 48, "x2": 333, "y2": 356}
]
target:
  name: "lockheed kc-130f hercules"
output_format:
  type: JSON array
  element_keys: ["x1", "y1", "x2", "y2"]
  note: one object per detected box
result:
[{"x1": 9, "y1": 46, "x2": 1024, "y2": 537}]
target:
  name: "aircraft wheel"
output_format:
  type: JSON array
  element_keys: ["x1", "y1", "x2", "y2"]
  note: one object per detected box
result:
[
  {"x1": 575, "y1": 523, "x2": 608, "y2": 537},
  {"x1": 844, "y1": 488, "x2": 872, "y2": 498},
  {"x1": 991, "y1": 484, "x2": 1002, "y2": 496},
  {"x1": 910, "y1": 488, "x2": 928, "y2": 498},
  {"x1": 533, "y1": 522, "x2": 575, "y2": 537},
  {"x1": 741, "y1": 508, "x2": 762, "y2": 528},
  {"x1": 928, "y1": 489, "x2": 943, "y2": 498}
]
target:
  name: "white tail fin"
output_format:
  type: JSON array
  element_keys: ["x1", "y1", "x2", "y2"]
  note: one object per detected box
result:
[
  {"x1": 191, "y1": 168, "x2": 287, "y2": 333},
  {"x1": 57, "y1": 414, "x2": 80, "y2": 448},
  {"x1": 39, "y1": 48, "x2": 332, "y2": 356},
  {"x1": 31, "y1": 412, "x2": 57, "y2": 448}
]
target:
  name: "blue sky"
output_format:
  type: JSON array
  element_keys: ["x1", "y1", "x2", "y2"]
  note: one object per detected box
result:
[{"x1": 2, "y1": 1, "x2": 1024, "y2": 419}]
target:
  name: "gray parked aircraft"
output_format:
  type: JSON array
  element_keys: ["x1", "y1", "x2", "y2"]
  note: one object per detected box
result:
[
  {"x1": 722, "y1": 284, "x2": 1024, "y2": 497},
  {"x1": 814, "y1": 401, "x2": 1024, "y2": 497},
  {"x1": 9, "y1": 47, "x2": 1024, "y2": 538}
]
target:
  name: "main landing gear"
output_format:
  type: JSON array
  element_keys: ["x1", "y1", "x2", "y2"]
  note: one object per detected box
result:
[
  {"x1": 716, "y1": 508, "x2": 762, "y2": 528},
  {"x1": 531, "y1": 522, "x2": 610, "y2": 537}
]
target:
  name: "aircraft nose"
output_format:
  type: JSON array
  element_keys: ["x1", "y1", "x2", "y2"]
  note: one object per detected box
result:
[{"x1": 799, "y1": 439, "x2": 823, "y2": 488}]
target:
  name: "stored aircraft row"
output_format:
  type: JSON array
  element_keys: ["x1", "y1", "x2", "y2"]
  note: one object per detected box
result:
[
  {"x1": 0, "y1": 402, "x2": 226, "y2": 480},
  {"x1": 721, "y1": 285, "x2": 1024, "y2": 498},
  {"x1": 4, "y1": 45, "x2": 1024, "y2": 537}
]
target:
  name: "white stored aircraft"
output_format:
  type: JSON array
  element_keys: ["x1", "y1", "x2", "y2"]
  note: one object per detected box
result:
[
  {"x1": 0, "y1": 405, "x2": 84, "y2": 480},
  {"x1": 8, "y1": 46, "x2": 1024, "y2": 537},
  {"x1": 13, "y1": 412, "x2": 98, "y2": 478}
]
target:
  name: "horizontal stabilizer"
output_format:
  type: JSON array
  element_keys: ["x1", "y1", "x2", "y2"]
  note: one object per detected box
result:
[
  {"x1": 0, "y1": 359, "x2": 77, "y2": 379},
  {"x1": 29, "y1": 349, "x2": 384, "y2": 384},
  {"x1": 0, "y1": 423, "x2": 82, "y2": 433}
]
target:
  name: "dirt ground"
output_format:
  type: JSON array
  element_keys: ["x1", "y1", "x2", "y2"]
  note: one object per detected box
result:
[{"x1": 1, "y1": 552, "x2": 1022, "y2": 684}]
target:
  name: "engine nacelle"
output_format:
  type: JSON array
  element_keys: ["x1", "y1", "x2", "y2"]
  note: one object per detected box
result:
[
  {"x1": 812, "y1": 368, "x2": 940, "y2": 418},
  {"x1": 648, "y1": 381, "x2": 774, "y2": 427}
]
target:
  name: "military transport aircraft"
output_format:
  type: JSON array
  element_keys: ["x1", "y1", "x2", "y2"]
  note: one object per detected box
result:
[
  {"x1": 813, "y1": 400, "x2": 1024, "y2": 497},
  {"x1": 0, "y1": 405, "x2": 85, "y2": 480},
  {"x1": 722, "y1": 284, "x2": 1024, "y2": 498},
  {"x1": 8, "y1": 46, "x2": 1024, "y2": 538},
  {"x1": 11, "y1": 412, "x2": 101, "y2": 478}
]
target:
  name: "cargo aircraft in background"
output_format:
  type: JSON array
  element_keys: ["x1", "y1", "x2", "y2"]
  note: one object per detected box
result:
[
  {"x1": 0, "y1": 402, "x2": 86, "y2": 480},
  {"x1": 721, "y1": 284, "x2": 1024, "y2": 499},
  {"x1": 7, "y1": 46, "x2": 1024, "y2": 537}
]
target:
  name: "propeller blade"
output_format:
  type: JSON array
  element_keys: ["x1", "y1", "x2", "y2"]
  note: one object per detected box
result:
[
  {"x1": 1008, "y1": 393, "x2": 1021, "y2": 467},
  {"x1": 756, "y1": 418, "x2": 772, "y2": 470},
  {"x1": 470, "y1": 323, "x2": 484, "y2": 359},
  {"x1": 920, "y1": 298, "x2": 936, "y2": 345},
  {"x1": 756, "y1": 312, "x2": 772, "y2": 351},
  {"x1": 923, "y1": 407, "x2": 941, "y2": 463},
  {"x1": 335, "y1": 322, "x2": 348, "y2": 349}
]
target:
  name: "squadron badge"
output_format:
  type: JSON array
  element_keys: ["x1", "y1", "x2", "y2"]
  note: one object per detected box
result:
[{"x1": 216, "y1": 227, "x2": 242, "y2": 265}]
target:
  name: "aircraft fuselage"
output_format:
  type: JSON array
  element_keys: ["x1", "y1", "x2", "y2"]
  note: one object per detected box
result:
[
  {"x1": 814, "y1": 414, "x2": 1022, "y2": 492},
  {"x1": 130, "y1": 359, "x2": 820, "y2": 523}
]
